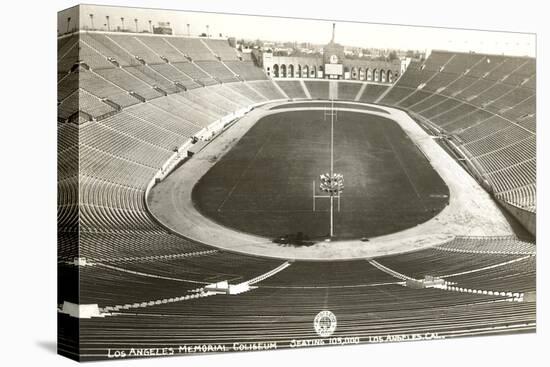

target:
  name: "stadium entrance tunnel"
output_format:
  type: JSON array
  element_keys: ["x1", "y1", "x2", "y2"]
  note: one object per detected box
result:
[{"x1": 147, "y1": 101, "x2": 516, "y2": 260}]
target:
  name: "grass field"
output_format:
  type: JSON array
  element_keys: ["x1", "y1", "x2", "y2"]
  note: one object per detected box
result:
[{"x1": 192, "y1": 110, "x2": 449, "y2": 240}]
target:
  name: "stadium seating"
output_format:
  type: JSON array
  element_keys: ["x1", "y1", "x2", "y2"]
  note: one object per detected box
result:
[
  {"x1": 225, "y1": 82, "x2": 267, "y2": 103},
  {"x1": 78, "y1": 41, "x2": 116, "y2": 70},
  {"x1": 150, "y1": 95, "x2": 214, "y2": 127},
  {"x1": 171, "y1": 61, "x2": 213, "y2": 82},
  {"x1": 258, "y1": 261, "x2": 400, "y2": 286},
  {"x1": 148, "y1": 63, "x2": 200, "y2": 89},
  {"x1": 58, "y1": 32, "x2": 536, "y2": 360},
  {"x1": 203, "y1": 39, "x2": 239, "y2": 60},
  {"x1": 337, "y1": 82, "x2": 362, "y2": 100},
  {"x1": 247, "y1": 80, "x2": 287, "y2": 100},
  {"x1": 95, "y1": 67, "x2": 164, "y2": 100},
  {"x1": 58, "y1": 71, "x2": 79, "y2": 101},
  {"x1": 80, "y1": 33, "x2": 138, "y2": 67},
  {"x1": 304, "y1": 80, "x2": 330, "y2": 99},
  {"x1": 275, "y1": 80, "x2": 307, "y2": 98},
  {"x1": 224, "y1": 61, "x2": 269, "y2": 80},
  {"x1": 108, "y1": 34, "x2": 165, "y2": 65},
  {"x1": 137, "y1": 36, "x2": 188, "y2": 63},
  {"x1": 195, "y1": 60, "x2": 239, "y2": 82},
  {"x1": 57, "y1": 90, "x2": 79, "y2": 120},
  {"x1": 58, "y1": 35, "x2": 79, "y2": 74},
  {"x1": 79, "y1": 68, "x2": 141, "y2": 108},
  {"x1": 123, "y1": 65, "x2": 180, "y2": 94},
  {"x1": 376, "y1": 245, "x2": 528, "y2": 279},
  {"x1": 165, "y1": 37, "x2": 217, "y2": 61},
  {"x1": 380, "y1": 51, "x2": 536, "y2": 211},
  {"x1": 358, "y1": 84, "x2": 389, "y2": 103}
]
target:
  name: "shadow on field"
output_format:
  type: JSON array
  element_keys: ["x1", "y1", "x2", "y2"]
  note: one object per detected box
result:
[{"x1": 272, "y1": 232, "x2": 317, "y2": 247}]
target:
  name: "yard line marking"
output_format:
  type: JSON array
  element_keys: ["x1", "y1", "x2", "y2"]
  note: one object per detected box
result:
[
  {"x1": 380, "y1": 124, "x2": 428, "y2": 212},
  {"x1": 217, "y1": 124, "x2": 278, "y2": 212}
]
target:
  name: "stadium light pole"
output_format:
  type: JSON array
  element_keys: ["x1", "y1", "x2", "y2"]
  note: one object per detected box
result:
[
  {"x1": 66, "y1": 17, "x2": 71, "y2": 34},
  {"x1": 134, "y1": 18, "x2": 138, "y2": 33},
  {"x1": 148, "y1": 20, "x2": 152, "y2": 33},
  {"x1": 121, "y1": 17, "x2": 125, "y2": 32},
  {"x1": 106, "y1": 16, "x2": 110, "y2": 31},
  {"x1": 187, "y1": 23, "x2": 190, "y2": 37},
  {"x1": 89, "y1": 14, "x2": 94, "y2": 30}
]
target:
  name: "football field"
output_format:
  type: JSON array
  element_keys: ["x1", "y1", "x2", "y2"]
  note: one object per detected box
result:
[{"x1": 192, "y1": 110, "x2": 449, "y2": 240}]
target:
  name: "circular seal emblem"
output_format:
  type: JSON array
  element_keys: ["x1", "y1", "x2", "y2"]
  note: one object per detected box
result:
[
  {"x1": 314, "y1": 310, "x2": 337, "y2": 337},
  {"x1": 330, "y1": 54, "x2": 339, "y2": 64}
]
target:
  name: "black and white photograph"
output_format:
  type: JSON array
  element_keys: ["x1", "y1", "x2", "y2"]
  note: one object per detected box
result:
[
  {"x1": 2, "y1": 1, "x2": 547, "y2": 366},
  {"x1": 54, "y1": 2, "x2": 540, "y2": 362}
]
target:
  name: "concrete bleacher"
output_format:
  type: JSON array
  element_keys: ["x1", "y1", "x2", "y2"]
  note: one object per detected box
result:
[
  {"x1": 203, "y1": 39, "x2": 239, "y2": 60},
  {"x1": 446, "y1": 256, "x2": 535, "y2": 293},
  {"x1": 337, "y1": 82, "x2": 362, "y2": 100},
  {"x1": 78, "y1": 69, "x2": 141, "y2": 108},
  {"x1": 376, "y1": 246, "x2": 527, "y2": 280},
  {"x1": 304, "y1": 80, "x2": 330, "y2": 99},
  {"x1": 80, "y1": 33, "x2": 138, "y2": 67},
  {"x1": 224, "y1": 61, "x2": 269, "y2": 80},
  {"x1": 78, "y1": 41, "x2": 116, "y2": 70},
  {"x1": 435, "y1": 236, "x2": 535, "y2": 255},
  {"x1": 195, "y1": 60, "x2": 239, "y2": 82},
  {"x1": 58, "y1": 71, "x2": 79, "y2": 101},
  {"x1": 59, "y1": 33, "x2": 536, "y2": 360},
  {"x1": 137, "y1": 36, "x2": 188, "y2": 63},
  {"x1": 171, "y1": 61, "x2": 212, "y2": 81},
  {"x1": 123, "y1": 65, "x2": 179, "y2": 94},
  {"x1": 275, "y1": 80, "x2": 307, "y2": 98},
  {"x1": 95, "y1": 67, "x2": 164, "y2": 100},
  {"x1": 58, "y1": 35, "x2": 79, "y2": 74},
  {"x1": 150, "y1": 95, "x2": 214, "y2": 128},
  {"x1": 148, "y1": 63, "x2": 200, "y2": 89},
  {"x1": 358, "y1": 84, "x2": 389, "y2": 103},
  {"x1": 165, "y1": 37, "x2": 217, "y2": 61},
  {"x1": 99, "y1": 109, "x2": 191, "y2": 148},
  {"x1": 258, "y1": 261, "x2": 400, "y2": 286},
  {"x1": 107, "y1": 34, "x2": 165, "y2": 65},
  {"x1": 247, "y1": 80, "x2": 286, "y2": 100},
  {"x1": 381, "y1": 50, "x2": 536, "y2": 211},
  {"x1": 225, "y1": 82, "x2": 267, "y2": 104},
  {"x1": 80, "y1": 122, "x2": 174, "y2": 168},
  {"x1": 65, "y1": 78, "x2": 272, "y2": 272}
]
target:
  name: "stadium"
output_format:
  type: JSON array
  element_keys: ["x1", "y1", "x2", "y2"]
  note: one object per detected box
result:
[{"x1": 57, "y1": 6, "x2": 536, "y2": 361}]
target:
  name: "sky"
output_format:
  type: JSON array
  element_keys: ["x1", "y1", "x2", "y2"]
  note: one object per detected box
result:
[{"x1": 58, "y1": 4, "x2": 535, "y2": 57}]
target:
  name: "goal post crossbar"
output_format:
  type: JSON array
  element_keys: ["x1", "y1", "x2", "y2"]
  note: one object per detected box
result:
[{"x1": 312, "y1": 180, "x2": 341, "y2": 212}]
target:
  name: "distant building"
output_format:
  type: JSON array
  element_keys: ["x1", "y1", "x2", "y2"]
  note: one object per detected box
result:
[{"x1": 262, "y1": 23, "x2": 405, "y2": 82}]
